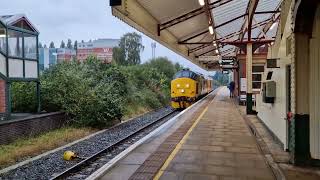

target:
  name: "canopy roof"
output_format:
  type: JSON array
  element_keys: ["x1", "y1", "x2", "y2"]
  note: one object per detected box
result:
[
  {"x1": 0, "y1": 14, "x2": 39, "y2": 34},
  {"x1": 111, "y1": 0, "x2": 281, "y2": 70}
]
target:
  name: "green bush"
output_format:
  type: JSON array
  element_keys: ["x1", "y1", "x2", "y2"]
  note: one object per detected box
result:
[
  {"x1": 11, "y1": 56, "x2": 181, "y2": 128},
  {"x1": 121, "y1": 65, "x2": 169, "y2": 110},
  {"x1": 144, "y1": 57, "x2": 178, "y2": 80},
  {"x1": 40, "y1": 58, "x2": 126, "y2": 127},
  {"x1": 11, "y1": 82, "x2": 37, "y2": 113}
]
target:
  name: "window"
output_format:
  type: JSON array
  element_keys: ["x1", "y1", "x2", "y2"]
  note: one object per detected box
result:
[
  {"x1": 173, "y1": 70, "x2": 198, "y2": 80},
  {"x1": 252, "y1": 66, "x2": 264, "y2": 73},
  {"x1": 253, "y1": 74, "x2": 262, "y2": 81},
  {"x1": 252, "y1": 73, "x2": 262, "y2": 90},
  {"x1": 0, "y1": 23, "x2": 6, "y2": 54},
  {"x1": 253, "y1": 82, "x2": 261, "y2": 89},
  {"x1": 24, "y1": 34, "x2": 37, "y2": 59},
  {"x1": 267, "y1": 71, "x2": 273, "y2": 80},
  {"x1": 267, "y1": 59, "x2": 278, "y2": 68},
  {"x1": 8, "y1": 30, "x2": 23, "y2": 57}
]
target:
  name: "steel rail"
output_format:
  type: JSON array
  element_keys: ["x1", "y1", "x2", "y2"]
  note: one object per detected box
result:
[{"x1": 50, "y1": 110, "x2": 176, "y2": 180}]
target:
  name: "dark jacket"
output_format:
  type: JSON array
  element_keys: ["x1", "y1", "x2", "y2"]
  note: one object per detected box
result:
[{"x1": 229, "y1": 81, "x2": 235, "y2": 91}]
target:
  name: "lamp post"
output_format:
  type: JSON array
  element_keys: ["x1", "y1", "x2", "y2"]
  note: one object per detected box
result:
[{"x1": 151, "y1": 42, "x2": 156, "y2": 59}]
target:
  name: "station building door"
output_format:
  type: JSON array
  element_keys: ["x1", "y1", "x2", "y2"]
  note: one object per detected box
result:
[{"x1": 309, "y1": 4, "x2": 320, "y2": 160}]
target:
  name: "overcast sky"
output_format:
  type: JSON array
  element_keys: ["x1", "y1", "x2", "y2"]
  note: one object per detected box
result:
[{"x1": 2, "y1": 0, "x2": 215, "y2": 75}]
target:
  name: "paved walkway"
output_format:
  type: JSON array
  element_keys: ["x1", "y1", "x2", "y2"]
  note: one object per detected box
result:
[
  {"x1": 157, "y1": 87, "x2": 275, "y2": 180},
  {"x1": 239, "y1": 100, "x2": 320, "y2": 180},
  {"x1": 101, "y1": 88, "x2": 275, "y2": 180}
]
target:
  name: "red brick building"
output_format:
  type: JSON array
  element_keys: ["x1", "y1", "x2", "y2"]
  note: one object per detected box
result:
[{"x1": 77, "y1": 39, "x2": 119, "y2": 63}]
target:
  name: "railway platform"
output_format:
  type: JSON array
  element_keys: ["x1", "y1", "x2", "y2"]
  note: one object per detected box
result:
[{"x1": 93, "y1": 87, "x2": 276, "y2": 180}]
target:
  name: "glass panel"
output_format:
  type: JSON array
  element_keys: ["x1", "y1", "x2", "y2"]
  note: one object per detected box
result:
[
  {"x1": 8, "y1": 30, "x2": 23, "y2": 57},
  {"x1": 252, "y1": 74, "x2": 262, "y2": 81},
  {"x1": 25, "y1": 60, "x2": 38, "y2": 78},
  {"x1": 0, "y1": 24, "x2": 6, "y2": 54},
  {"x1": 174, "y1": 70, "x2": 197, "y2": 80},
  {"x1": 24, "y1": 34, "x2": 37, "y2": 59},
  {"x1": 9, "y1": 58, "x2": 23, "y2": 77},
  {"x1": 0, "y1": 53, "x2": 6, "y2": 76},
  {"x1": 174, "y1": 71, "x2": 182, "y2": 79},
  {"x1": 253, "y1": 82, "x2": 261, "y2": 89},
  {"x1": 253, "y1": 66, "x2": 264, "y2": 72},
  {"x1": 182, "y1": 71, "x2": 189, "y2": 77}
]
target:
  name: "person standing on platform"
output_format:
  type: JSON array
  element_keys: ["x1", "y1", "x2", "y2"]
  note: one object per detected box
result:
[{"x1": 228, "y1": 81, "x2": 235, "y2": 98}]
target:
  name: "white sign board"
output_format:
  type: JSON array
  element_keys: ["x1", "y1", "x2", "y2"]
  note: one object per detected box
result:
[
  {"x1": 240, "y1": 78, "x2": 247, "y2": 92},
  {"x1": 221, "y1": 65, "x2": 235, "y2": 69},
  {"x1": 198, "y1": 56, "x2": 221, "y2": 62}
]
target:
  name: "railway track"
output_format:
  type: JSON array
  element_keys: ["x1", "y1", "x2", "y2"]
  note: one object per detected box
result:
[{"x1": 50, "y1": 110, "x2": 178, "y2": 180}]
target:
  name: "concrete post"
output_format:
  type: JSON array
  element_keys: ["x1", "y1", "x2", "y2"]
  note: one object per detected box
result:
[{"x1": 246, "y1": 43, "x2": 254, "y2": 114}]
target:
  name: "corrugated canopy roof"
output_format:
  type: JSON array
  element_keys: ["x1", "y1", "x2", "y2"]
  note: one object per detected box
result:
[{"x1": 111, "y1": 0, "x2": 281, "y2": 70}]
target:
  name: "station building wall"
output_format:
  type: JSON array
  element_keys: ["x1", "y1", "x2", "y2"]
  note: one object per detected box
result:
[
  {"x1": 309, "y1": 3, "x2": 320, "y2": 160},
  {"x1": 291, "y1": 0, "x2": 320, "y2": 161},
  {"x1": 256, "y1": 0, "x2": 294, "y2": 150}
]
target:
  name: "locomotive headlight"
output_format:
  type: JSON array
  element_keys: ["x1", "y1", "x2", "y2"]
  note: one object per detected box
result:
[
  {"x1": 180, "y1": 89, "x2": 185, "y2": 93},
  {"x1": 177, "y1": 84, "x2": 181, "y2": 88},
  {"x1": 185, "y1": 84, "x2": 190, "y2": 88}
]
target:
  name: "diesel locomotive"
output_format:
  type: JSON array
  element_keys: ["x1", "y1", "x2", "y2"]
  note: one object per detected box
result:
[{"x1": 171, "y1": 69, "x2": 213, "y2": 109}]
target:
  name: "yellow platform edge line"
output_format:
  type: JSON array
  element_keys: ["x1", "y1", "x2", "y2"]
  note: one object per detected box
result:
[{"x1": 153, "y1": 104, "x2": 211, "y2": 179}]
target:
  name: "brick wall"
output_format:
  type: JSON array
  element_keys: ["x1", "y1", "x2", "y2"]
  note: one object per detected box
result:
[
  {"x1": 0, "y1": 112, "x2": 67, "y2": 145},
  {"x1": 0, "y1": 79, "x2": 6, "y2": 114}
]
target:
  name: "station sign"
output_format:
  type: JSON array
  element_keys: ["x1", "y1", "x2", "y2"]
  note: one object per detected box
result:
[
  {"x1": 198, "y1": 56, "x2": 221, "y2": 62},
  {"x1": 221, "y1": 56, "x2": 236, "y2": 65},
  {"x1": 221, "y1": 64, "x2": 236, "y2": 69},
  {"x1": 222, "y1": 70, "x2": 229, "y2": 74}
]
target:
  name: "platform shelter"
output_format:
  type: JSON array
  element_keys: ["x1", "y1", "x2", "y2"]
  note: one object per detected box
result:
[{"x1": 0, "y1": 14, "x2": 40, "y2": 120}]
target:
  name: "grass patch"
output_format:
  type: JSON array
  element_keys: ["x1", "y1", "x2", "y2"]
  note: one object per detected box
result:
[
  {"x1": 123, "y1": 104, "x2": 151, "y2": 121},
  {"x1": 0, "y1": 103, "x2": 162, "y2": 169},
  {"x1": 0, "y1": 127, "x2": 97, "y2": 168}
]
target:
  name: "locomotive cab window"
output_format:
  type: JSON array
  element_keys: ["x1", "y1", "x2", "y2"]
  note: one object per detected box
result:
[{"x1": 174, "y1": 70, "x2": 198, "y2": 80}]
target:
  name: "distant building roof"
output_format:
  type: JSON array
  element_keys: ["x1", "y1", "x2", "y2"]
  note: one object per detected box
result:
[
  {"x1": 0, "y1": 14, "x2": 39, "y2": 33},
  {"x1": 78, "y1": 39, "x2": 120, "y2": 49}
]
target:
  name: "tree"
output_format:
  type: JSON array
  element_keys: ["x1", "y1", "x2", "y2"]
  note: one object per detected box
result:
[
  {"x1": 145, "y1": 57, "x2": 177, "y2": 79},
  {"x1": 43, "y1": 44, "x2": 47, "y2": 48},
  {"x1": 60, "y1": 40, "x2": 65, "y2": 48},
  {"x1": 74, "y1": 40, "x2": 78, "y2": 50},
  {"x1": 81, "y1": 40, "x2": 84, "y2": 43},
  {"x1": 113, "y1": 32, "x2": 144, "y2": 65},
  {"x1": 38, "y1": 42, "x2": 43, "y2": 48},
  {"x1": 174, "y1": 63, "x2": 184, "y2": 71},
  {"x1": 67, "y1": 39, "x2": 72, "y2": 49},
  {"x1": 212, "y1": 71, "x2": 229, "y2": 86},
  {"x1": 112, "y1": 47, "x2": 125, "y2": 65},
  {"x1": 49, "y1": 41, "x2": 55, "y2": 48}
]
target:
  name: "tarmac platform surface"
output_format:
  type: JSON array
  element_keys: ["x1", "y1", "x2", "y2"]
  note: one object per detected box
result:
[{"x1": 99, "y1": 87, "x2": 275, "y2": 180}]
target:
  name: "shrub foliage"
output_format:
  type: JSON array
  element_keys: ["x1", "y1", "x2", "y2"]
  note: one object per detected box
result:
[{"x1": 11, "y1": 56, "x2": 181, "y2": 128}]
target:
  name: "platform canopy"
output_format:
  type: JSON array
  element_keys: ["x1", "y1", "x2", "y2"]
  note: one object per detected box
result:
[{"x1": 110, "y1": 0, "x2": 281, "y2": 70}]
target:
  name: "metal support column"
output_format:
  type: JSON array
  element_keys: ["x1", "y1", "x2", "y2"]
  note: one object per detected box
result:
[
  {"x1": 6, "y1": 81, "x2": 11, "y2": 119},
  {"x1": 246, "y1": 43, "x2": 254, "y2": 114}
]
